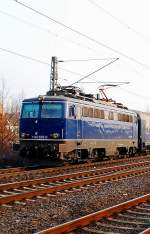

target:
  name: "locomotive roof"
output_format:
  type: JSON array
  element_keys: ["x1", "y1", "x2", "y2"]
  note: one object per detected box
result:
[
  {"x1": 23, "y1": 95, "x2": 136, "y2": 115},
  {"x1": 23, "y1": 96, "x2": 67, "y2": 102}
]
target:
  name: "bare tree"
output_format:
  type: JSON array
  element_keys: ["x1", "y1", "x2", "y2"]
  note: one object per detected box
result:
[
  {"x1": 0, "y1": 78, "x2": 8, "y2": 155},
  {"x1": 0, "y1": 78, "x2": 24, "y2": 156}
]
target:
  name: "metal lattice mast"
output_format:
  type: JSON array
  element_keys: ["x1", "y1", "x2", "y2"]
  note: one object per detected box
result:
[{"x1": 50, "y1": 56, "x2": 58, "y2": 95}]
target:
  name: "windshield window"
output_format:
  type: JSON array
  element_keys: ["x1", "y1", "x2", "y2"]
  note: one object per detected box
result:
[
  {"x1": 21, "y1": 103, "x2": 39, "y2": 118},
  {"x1": 41, "y1": 103, "x2": 63, "y2": 118}
]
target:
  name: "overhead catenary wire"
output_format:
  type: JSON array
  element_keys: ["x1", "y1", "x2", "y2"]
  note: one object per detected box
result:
[
  {"x1": 78, "y1": 81, "x2": 129, "y2": 84},
  {"x1": 58, "y1": 67, "x2": 83, "y2": 77},
  {"x1": 60, "y1": 58, "x2": 118, "y2": 62},
  {"x1": 88, "y1": 0, "x2": 150, "y2": 43},
  {"x1": 0, "y1": 47, "x2": 119, "y2": 78},
  {"x1": 0, "y1": 46, "x2": 119, "y2": 87},
  {"x1": 68, "y1": 58, "x2": 119, "y2": 86},
  {"x1": 0, "y1": 9, "x2": 96, "y2": 53},
  {"x1": 0, "y1": 9, "x2": 144, "y2": 82},
  {"x1": 118, "y1": 86, "x2": 150, "y2": 101},
  {"x1": 0, "y1": 8, "x2": 118, "y2": 66},
  {"x1": 1, "y1": 48, "x2": 147, "y2": 101},
  {"x1": 0, "y1": 47, "x2": 50, "y2": 65},
  {"x1": 13, "y1": 0, "x2": 150, "y2": 71},
  {"x1": 0, "y1": 47, "x2": 84, "y2": 77}
]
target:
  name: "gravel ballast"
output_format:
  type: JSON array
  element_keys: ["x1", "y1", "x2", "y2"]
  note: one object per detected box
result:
[{"x1": 0, "y1": 173, "x2": 150, "y2": 234}]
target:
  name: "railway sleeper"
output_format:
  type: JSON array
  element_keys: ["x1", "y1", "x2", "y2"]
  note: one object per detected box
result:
[
  {"x1": 14, "y1": 200, "x2": 26, "y2": 205},
  {"x1": 124, "y1": 210, "x2": 150, "y2": 217},
  {"x1": 80, "y1": 227, "x2": 120, "y2": 234},
  {"x1": 107, "y1": 217, "x2": 149, "y2": 226},
  {"x1": 135, "y1": 207, "x2": 150, "y2": 212},
  {"x1": 95, "y1": 221, "x2": 144, "y2": 231},
  {"x1": 130, "y1": 208, "x2": 150, "y2": 216},
  {"x1": 117, "y1": 213, "x2": 150, "y2": 222},
  {"x1": 3, "y1": 190, "x2": 18, "y2": 195}
]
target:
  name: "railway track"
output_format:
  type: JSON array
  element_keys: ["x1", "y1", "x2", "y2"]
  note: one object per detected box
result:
[
  {"x1": 0, "y1": 160, "x2": 150, "y2": 205},
  {"x1": 0, "y1": 166, "x2": 25, "y2": 175},
  {"x1": 1, "y1": 155, "x2": 150, "y2": 182},
  {"x1": 37, "y1": 193, "x2": 150, "y2": 234}
]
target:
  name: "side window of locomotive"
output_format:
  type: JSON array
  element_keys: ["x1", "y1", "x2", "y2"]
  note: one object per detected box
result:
[
  {"x1": 118, "y1": 113, "x2": 125, "y2": 122},
  {"x1": 123, "y1": 114, "x2": 128, "y2": 122},
  {"x1": 94, "y1": 109, "x2": 104, "y2": 119},
  {"x1": 117, "y1": 113, "x2": 133, "y2": 123},
  {"x1": 82, "y1": 107, "x2": 89, "y2": 117},
  {"x1": 129, "y1": 115, "x2": 133, "y2": 123}
]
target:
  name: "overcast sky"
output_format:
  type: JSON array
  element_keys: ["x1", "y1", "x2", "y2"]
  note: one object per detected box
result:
[{"x1": 1, "y1": 0, "x2": 150, "y2": 111}]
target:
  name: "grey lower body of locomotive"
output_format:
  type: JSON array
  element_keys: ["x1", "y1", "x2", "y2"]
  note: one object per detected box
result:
[{"x1": 19, "y1": 138, "x2": 138, "y2": 161}]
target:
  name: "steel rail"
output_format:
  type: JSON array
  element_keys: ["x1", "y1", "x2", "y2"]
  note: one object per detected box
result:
[
  {"x1": 36, "y1": 194, "x2": 150, "y2": 234},
  {"x1": 0, "y1": 155, "x2": 150, "y2": 180},
  {"x1": 0, "y1": 160, "x2": 149, "y2": 191},
  {"x1": 0, "y1": 166, "x2": 150, "y2": 205},
  {"x1": 0, "y1": 167, "x2": 25, "y2": 174},
  {"x1": 140, "y1": 227, "x2": 150, "y2": 234}
]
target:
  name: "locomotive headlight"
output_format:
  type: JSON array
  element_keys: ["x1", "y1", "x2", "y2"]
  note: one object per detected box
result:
[
  {"x1": 51, "y1": 133, "x2": 60, "y2": 139},
  {"x1": 21, "y1": 133, "x2": 30, "y2": 138},
  {"x1": 21, "y1": 133, "x2": 25, "y2": 138}
]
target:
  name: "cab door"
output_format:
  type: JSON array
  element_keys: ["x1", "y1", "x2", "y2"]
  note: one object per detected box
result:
[
  {"x1": 67, "y1": 104, "x2": 82, "y2": 140},
  {"x1": 76, "y1": 106, "x2": 83, "y2": 140}
]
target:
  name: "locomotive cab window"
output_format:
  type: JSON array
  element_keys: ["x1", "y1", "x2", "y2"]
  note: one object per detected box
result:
[
  {"x1": 41, "y1": 103, "x2": 63, "y2": 118},
  {"x1": 21, "y1": 102, "x2": 64, "y2": 119},
  {"x1": 21, "y1": 103, "x2": 39, "y2": 118}
]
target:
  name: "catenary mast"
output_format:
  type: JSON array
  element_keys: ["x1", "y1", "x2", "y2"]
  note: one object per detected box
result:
[{"x1": 50, "y1": 56, "x2": 58, "y2": 95}]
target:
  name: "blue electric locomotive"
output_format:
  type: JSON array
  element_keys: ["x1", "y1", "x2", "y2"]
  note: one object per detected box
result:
[{"x1": 19, "y1": 87, "x2": 139, "y2": 161}]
